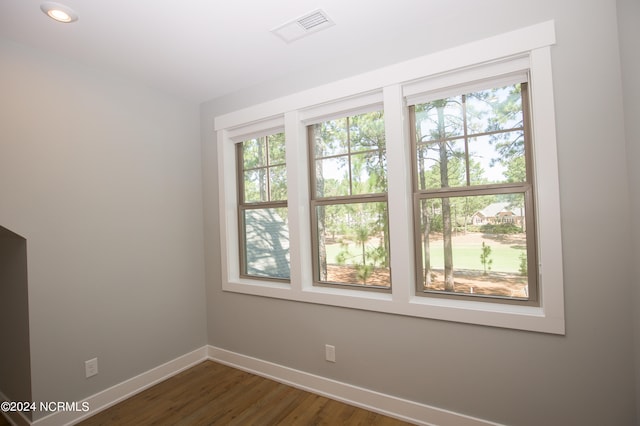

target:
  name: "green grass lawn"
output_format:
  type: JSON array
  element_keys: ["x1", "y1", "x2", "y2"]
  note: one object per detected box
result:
[
  {"x1": 324, "y1": 241, "x2": 367, "y2": 265},
  {"x1": 324, "y1": 233, "x2": 525, "y2": 274},
  {"x1": 427, "y1": 240, "x2": 524, "y2": 273}
]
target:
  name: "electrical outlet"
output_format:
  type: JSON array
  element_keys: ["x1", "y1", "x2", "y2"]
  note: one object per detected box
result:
[
  {"x1": 325, "y1": 344, "x2": 336, "y2": 363},
  {"x1": 85, "y1": 358, "x2": 98, "y2": 378}
]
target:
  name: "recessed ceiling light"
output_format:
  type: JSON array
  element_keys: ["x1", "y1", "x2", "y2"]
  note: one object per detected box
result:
[{"x1": 40, "y1": 2, "x2": 78, "y2": 23}]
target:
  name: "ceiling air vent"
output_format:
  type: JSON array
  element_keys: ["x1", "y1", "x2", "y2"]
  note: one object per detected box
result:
[
  {"x1": 298, "y1": 11, "x2": 330, "y2": 30},
  {"x1": 271, "y1": 9, "x2": 335, "y2": 43}
]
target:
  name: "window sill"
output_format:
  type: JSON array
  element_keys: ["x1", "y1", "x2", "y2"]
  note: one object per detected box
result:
[{"x1": 223, "y1": 278, "x2": 564, "y2": 334}]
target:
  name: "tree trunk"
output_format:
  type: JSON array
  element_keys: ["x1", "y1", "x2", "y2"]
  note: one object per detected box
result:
[
  {"x1": 418, "y1": 145, "x2": 432, "y2": 287},
  {"x1": 259, "y1": 139, "x2": 266, "y2": 201},
  {"x1": 436, "y1": 104, "x2": 454, "y2": 291},
  {"x1": 315, "y1": 130, "x2": 327, "y2": 281}
]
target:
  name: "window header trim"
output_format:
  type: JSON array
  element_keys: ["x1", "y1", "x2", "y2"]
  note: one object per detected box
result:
[
  {"x1": 404, "y1": 70, "x2": 529, "y2": 107},
  {"x1": 214, "y1": 21, "x2": 555, "y2": 131},
  {"x1": 227, "y1": 116, "x2": 285, "y2": 143}
]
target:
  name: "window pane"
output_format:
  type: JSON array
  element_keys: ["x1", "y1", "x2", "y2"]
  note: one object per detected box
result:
[
  {"x1": 351, "y1": 151, "x2": 387, "y2": 195},
  {"x1": 316, "y1": 202, "x2": 390, "y2": 288},
  {"x1": 243, "y1": 208, "x2": 290, "y2": 279},
  {"x1": 418, "y1": 194, "x2": 529, "y2": 299},
  {"x1": 240, "y1": 132, "x2": 288, "y2": 204},
  {"x1": 313, "y1": 120, "x2": 348, "y2": 157},
  {"x1": 416, "y1": 139, "x2": 467, "y2": 190},
  {"x1": 312, "y1": 110, "x2": 387, "y2": 199},
  {"x1": 414, "y1": 97, "x2": 464, "y2": 142},
  {"x1": 350, "y1": 111, "x2": 385, "y2": 152},
  {"x1": 242, "y1": 138, "x2": 266, "y2": 169},
  {"x1": 243, "y1": 169, "x2": 267, "y2": 202},
  {"x1": 466, "y1": 84, "x2": 523, "y2": 134},
  {"x1": 315, "y1": 157, "x2": 350, "y2": 197},
  {"x1": 269, "y1": 165, "x2": 287, "y2": 201},
  {"x1": 268, "y1": 132, "x2": 286, "y2": 164},
  {"x1": 468, "y1": 132, "x2": 525, "y2": 185}
]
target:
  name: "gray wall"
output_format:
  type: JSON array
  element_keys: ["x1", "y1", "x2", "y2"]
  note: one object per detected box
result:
[
  {"x1": 0, "y1": 39, "x2": 207, "y2": 420},
  {"x1": 202, "y1": 1, "x2": 638, "y2": 424},
  {"x1": 0, "y1": 226, "x2": 32, "y2": 413},
  {"x1": 618, "y1": 0, "x2": 640, "y2": 421}
]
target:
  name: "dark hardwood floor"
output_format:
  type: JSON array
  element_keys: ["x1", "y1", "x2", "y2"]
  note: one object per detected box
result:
[
  {"x1": 0, "y1": 413, "x2": 10, "y2": 426},
  {"x1": 77, "y1": 360, "x2": 415, "y2": 425}
]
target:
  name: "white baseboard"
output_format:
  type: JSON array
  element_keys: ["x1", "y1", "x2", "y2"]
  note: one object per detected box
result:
[
  {"x1": 206, "y1": 345, "x2": 501, "y2": 426},
  {"x1": 0, "y1": 390, "x2": 30, "y2": 426},
  {"x1": 13, "y1": 345, "x2": 501, "y2": 426},
  {"x1": 31, "y1": 347, "x2": 208, "y2": 426}
]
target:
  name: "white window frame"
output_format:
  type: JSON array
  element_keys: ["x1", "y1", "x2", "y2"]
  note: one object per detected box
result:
[
  {"x1": 214, "y1": 21, "x2": 564, "y2": 334},
  {"x1": 236, "y1": 127, "x2": 290, "y2": 282}
]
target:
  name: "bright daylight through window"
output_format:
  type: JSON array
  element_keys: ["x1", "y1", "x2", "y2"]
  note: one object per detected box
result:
[
  {"x1": 410, "y1": 81, "x2": 538, "y2": 305},
  {"x1": 237, "y1": 132, "x2": 290, "y2": 281},
  {"x1": 309, "y1": 111, "x2": 390, "y2": 289}
]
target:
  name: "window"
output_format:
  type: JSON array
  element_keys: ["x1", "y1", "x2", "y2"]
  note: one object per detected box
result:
[
  {"x1": 410, "y1": 81, "x2": 538, "y2": 304},
  {"x1": 214, "y1": 21, "x2": 564, "y2": 333},
  {"x1": 237, "y1": 132, "x2": 290, "y2": 281},
  {"x1": 308, "y1": 111, "x2": 390, "y2": 289}
]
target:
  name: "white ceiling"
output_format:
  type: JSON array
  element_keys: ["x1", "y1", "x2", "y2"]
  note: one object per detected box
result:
[{"x1": 0, "y1": 0, "x2": 535, "y2": 103}]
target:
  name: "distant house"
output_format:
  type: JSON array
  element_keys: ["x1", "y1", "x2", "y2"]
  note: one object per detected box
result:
[{"x1": 471, "y1": 202, "x2": 524, "y2": 227}]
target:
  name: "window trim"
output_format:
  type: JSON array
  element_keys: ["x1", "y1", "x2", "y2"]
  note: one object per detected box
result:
[
  {"x1": 307, "y1": 110, "x2": 391, "y2": 291},
  {"x1": 236, "y1": 132, "x2": 290, "y2": 283},
  {"x1": 214, "y1": 21, "x2": 565, "y2": 334},
  {"x1": 408, "y1": 81, "x2": 539, "y2": 305}
]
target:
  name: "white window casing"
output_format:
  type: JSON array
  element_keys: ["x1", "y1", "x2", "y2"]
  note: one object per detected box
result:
[{"x1": 214, "y1": 21, "x2": 564, "y2": 334}]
